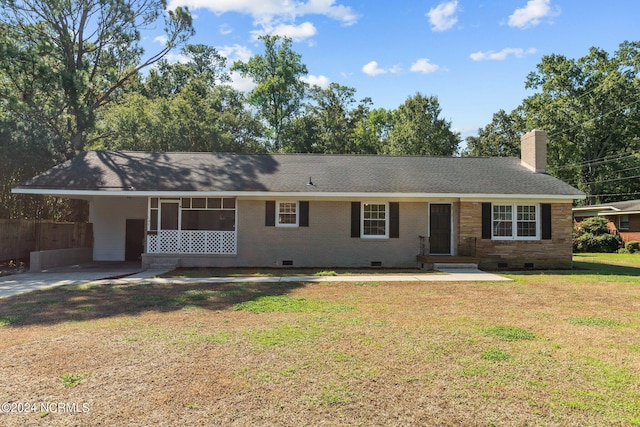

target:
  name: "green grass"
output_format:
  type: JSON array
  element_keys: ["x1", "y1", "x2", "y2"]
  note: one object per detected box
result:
[
  {"x1": 574, "y1": 252, "x2": 640, "y2": 265},
  {"x1": 2, "y1": 254, "x2": 640, "y2": 425},
  {"x1": 0, "y1": 315, "x2": 23, "y2": 326},
  {"x1": 568, "y1": 317, "x2": 622, "y2": 327},
  {"x1": 129, "y1": 294, "x2": 175, "y2": 307},
  {"x1": 59, "y1": 372, "x2": 90, "y2": 388},
  {"x1": 232, "y1": 295, "x2": 353, "y2": 314},
  {"x1": 317, "y1": 383, "x2": 353, "y2": 406},
  {"x1": 11, "y1": 299, "x2": 61, "y2": 310},
  {"x1": 244, "y1": 323, "x2": 323, "y2": 349},
  {"x1": 482, "y1": 325, "x2": 536, "y2": 341},
  {"x1": 314, "y1": 270, "x2": 338, "y2": 276},
  {"x1": 480, "y1": 347, "x2": 511, "y2": 362}
]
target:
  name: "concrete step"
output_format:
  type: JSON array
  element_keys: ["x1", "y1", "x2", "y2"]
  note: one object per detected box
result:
[
  {"x1": 433, "y1": 262, "x2": 479, "y2": 270},
  {"x1": 148, "y1": 257, "x2": 180, "y2": 270},
  {"x1": 149, "y1": 264, "x2": 178, "y2": 270}
]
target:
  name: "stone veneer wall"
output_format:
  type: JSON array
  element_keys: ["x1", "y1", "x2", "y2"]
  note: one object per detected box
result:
[{"x1": 459, "y1": 202, "x2": 574, "y2": 269}]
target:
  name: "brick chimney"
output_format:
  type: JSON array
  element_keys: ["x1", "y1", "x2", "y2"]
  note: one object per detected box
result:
[{"x1": 521, "y1": 129, "x2": 547, "y2": 173}]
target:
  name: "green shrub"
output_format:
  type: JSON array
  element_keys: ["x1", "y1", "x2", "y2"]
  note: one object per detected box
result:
[
  {"x1": 577, "y1": 216, "x2": 610, "y2": 234},
  {"x1": 625, "y1": 241, "x2": 639, "y2": 253},
  {"x1": 573, "y1": 216, "x2": 622, "y2": 253},
  {"x1": 573, "y1": 232, "x2": 621, "y2": 253}
]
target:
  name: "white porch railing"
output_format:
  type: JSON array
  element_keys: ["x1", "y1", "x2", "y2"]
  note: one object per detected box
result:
[{"x1": 147, "y1": 230, "x2": 236, "y2": 255}]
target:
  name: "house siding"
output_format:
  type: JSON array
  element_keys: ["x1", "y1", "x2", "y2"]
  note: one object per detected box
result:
[
  {"x1": 459, "y1": 201, "x2": 574, "y2": 269},
  {"x1": 173, "y1": 200, "x2": 428, "y2": 268},
  {"x1": 90, "y1": 197, "x2": 147, "y2": 261}
]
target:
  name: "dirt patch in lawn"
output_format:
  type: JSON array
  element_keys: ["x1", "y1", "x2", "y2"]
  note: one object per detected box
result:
[{"x1": 0, "y1": 274, "x2": 639, "y2": 426}]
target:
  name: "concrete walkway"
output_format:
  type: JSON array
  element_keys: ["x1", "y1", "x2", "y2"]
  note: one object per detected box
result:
[{"x1": 0, "y1": 263, "x2": 511, "y2": 299}]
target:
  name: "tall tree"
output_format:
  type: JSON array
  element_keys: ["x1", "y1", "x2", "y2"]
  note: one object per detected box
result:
[
  {"x1": 521, "y1": 41, "x2": 640, "y2": 203},
  {"x1": 94, "y1": 47, "x2": 265, "y2": 154},
  {"x1": 95, "y1": 85, "x2": 265, "y2": 153},
  {"x1": 464, "y1": 109, "x2": 524, "y2": 157},
  {"x1": 0, "y1": 0, "x2": 193, "y2": 160},
  {"x1": 144, "y1": 44, "x2": 229, "y2": 99},
  {"x1": 385, "y1": 93, "x2": 460, "y2": 156},
  {"x1": 232, "y1": 35, "x2": 308, "y2": 151},
  {"x1": 0, "y1": 112, "x2": 54, "y2": 219},
  {"x1": 306, "y1": 83, "x2": 356, "y2": 153},
  {"x1": 296, "y1": 83, "x2": 377, "y2": 154}
]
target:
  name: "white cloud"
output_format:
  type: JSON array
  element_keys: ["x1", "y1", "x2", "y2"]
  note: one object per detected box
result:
[
  {"x1": 410, "y1": 58, "x2": 440, "y2": 74},
  {"x1": 301, "y1": 74, "x2": 331, "y2": 88},
  {"x1": 427, "y1": 1, "x2": 459, "y2": 32},
  {"x1": 167, "y1": 0, "x2": 358, "y2": 26},
  {"x1": 217, "y1": 44, "x2": 253, "y2": 62},
  {"x1": 219, "y1": 24, "x2": 233, "y2": 35},
  {"x1": 296, "y1": 0, "x2": 358, "y2": 26},
  {"x1": 469, "y1": 47, "x2": 537, "y2": 61},
  {"x1": 154, "y1": 35, "x2": 168, "y2": 45},
  {"x1": 162, "y1": 52, "x2": 191, "y2": 64},
  {"x1": 388, "y1": 64, "x2": 402, "y2": 74},
  {"x1": 362, "y1": 61, "x2": 401, "y2": 76},
  {"x1": 153, "y1": 36, "x2": 189, "y2": 64},
  {"x1": 508, "y1": 0, "x2": 559, "y2": 29},
  {"x1": 362, "y1": 61, "x2": 386, "y2": 76},
  {"x1": 251, "y1": 21, "x2": 317, "y2": 41},
  {"x1": 228, "y1": 71, "x2": 256, "y2": 93}
]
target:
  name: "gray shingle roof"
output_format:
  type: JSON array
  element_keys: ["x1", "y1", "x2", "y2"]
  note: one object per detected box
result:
[
  {"x1": 576, "y1": 199, "x2": 640, "y2": 212},
  {"x1": 15, "y1": 151, "x2": 584, "y2": 197}
]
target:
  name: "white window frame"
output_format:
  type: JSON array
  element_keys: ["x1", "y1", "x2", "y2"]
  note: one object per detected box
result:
[
  {"x1": 492, "y1": 204, "x2": 540, "y2": 240},
  {"x1": 361, "y1": 202, "x2": 389, "y2": 239},
  {"x1": 148, "y1": 197, "x2": 236, "y2": 231},
  {"x1": 276, "y1": 201, "x2": 299, "y2": 227}
]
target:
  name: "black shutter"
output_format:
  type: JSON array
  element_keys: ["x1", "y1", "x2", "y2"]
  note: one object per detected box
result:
[
  {"x1": 299, "y1": 201, "x2": 309, "y2": 227},
  {"x1": 481, "y1": 203, "x2": 492, "y2": 239},
  {"x1": 351, "y1": 202, "x2": 360, "y2": 238},
  {"x1": 265, "y1": 201, "x2": 275, "y2": 226},
  {"x1": 389, "y1": 202, "x2": 399, "y2": 238},
  {"x1": 541, "y1": 203, "x2": 552, "y2": 240}
]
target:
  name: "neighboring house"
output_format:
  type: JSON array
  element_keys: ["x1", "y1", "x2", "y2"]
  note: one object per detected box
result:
[
  {"x1": 13, "y1": 130, "x2": 584, "y2": 270},
  {"x1": 573, "y1": 199, "x2": 640, "y2": 243}
]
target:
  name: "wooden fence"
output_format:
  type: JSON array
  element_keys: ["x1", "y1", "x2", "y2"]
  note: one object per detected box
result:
[{"x1": 0, "y1": 219, "x2": 93, "y2": 261}]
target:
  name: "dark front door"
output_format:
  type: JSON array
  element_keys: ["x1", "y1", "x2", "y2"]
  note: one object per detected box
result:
[
  {"x1": 125, "y1": 219, "x2": 145, "y2": 261},
  {"x1": 429, "y1": 204, "x2": 451, "y2": 255}
]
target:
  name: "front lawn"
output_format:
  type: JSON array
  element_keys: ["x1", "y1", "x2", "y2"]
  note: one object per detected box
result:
[
  {"x1": 0, "y1": 257, "x2": 638, "y2": 425},
  {"x1": 160, "y1": 267, "x2": 430, "y2": 278},
  {"x1": 574, "y1": 251, "x2": 640, "y2": 267}
]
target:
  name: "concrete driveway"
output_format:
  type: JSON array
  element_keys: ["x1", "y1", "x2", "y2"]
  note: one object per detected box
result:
[
  {"x1": 0, "y1": 262, "x2": 164, "y2": 299},
  {"x1": 0, "y1": 262, "x2": 510, "y2": 299}
]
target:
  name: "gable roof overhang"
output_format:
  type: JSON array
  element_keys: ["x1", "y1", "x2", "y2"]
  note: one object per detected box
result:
[
  {"x1": 12, "y1": 151, "x2": 586, "y2": 202},
  {"x1": 597, "y1": 210, "x2": 640, "y2": 216},
  {"x1": 11, "y1": 187, "x2": 582, "y2": 202},
  {"x1": 573, "y1": 199, "x2": 640, "y2": 216}
]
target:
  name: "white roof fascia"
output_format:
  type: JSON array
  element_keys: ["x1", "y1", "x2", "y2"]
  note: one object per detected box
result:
[
  {"x1": 573, "y1": 205, "x2": 619, "y2": 212},
  {"x1": 598, "y1": 210, "x2": 640, "y2": 216},
  {"x1": 12, "y1": 188, "x2": 586, "y2": 201}
]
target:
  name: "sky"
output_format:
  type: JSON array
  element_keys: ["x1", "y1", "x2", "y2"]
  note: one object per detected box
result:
[{"x1": 153, "y1": 0, "x2": 640, "y2": 139}]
